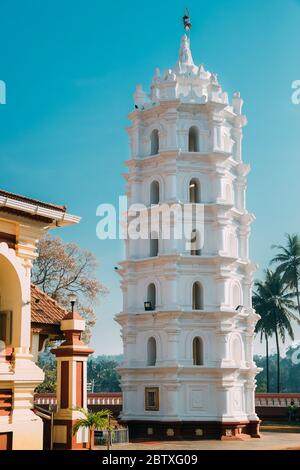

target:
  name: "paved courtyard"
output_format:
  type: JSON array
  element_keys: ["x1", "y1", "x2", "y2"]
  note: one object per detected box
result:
[{"x1": 96, "y1": 432, "x2": 300, "y2": 451}]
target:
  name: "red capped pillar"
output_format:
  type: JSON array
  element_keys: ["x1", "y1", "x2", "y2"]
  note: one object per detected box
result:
[{"x1": 51, "y1": 311, "x2": 93, "y2": 449}]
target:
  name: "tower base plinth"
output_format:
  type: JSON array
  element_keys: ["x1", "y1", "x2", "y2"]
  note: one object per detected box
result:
[
  {"x1": 123, "y1": 420, "x2": 261, "y2": 441},
  {"x1": 52, "y1": 419, "x2": 89, "y2": 450}
]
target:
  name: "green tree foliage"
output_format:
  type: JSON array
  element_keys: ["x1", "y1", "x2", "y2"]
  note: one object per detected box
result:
[
  {"x1": 271, "y1": 233, "x2": 300, "y2": 315},
  {"x1": 87, "y1": 356, "x2": 122, "y2": 392},
  {"x1": 253, "y1": 269, "x2": 298, "y2": 392},
  {"x1": 253, "y1": 282, "x2": 274, "y2": 393},
  {"x1": 73, "y1": 409, "x2": 112, "y2": 450},
  {"x1": 36, "y1": 352, "x2": 122, "y2": 394},
  {"x1": 255, "y1": 344, "x2": 300, "y2": 392},
  {"x1": 35, "y1": 346, "x2": 57, "y2": 393},
  {"x1": 255, "y1": 377, "x2": 268, "y2": 393},
  {"x1": 253, "y1": 233, "x2": 300, "y2": 393}
]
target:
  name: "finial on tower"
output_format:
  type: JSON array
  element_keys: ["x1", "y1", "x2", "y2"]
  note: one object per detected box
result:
[{"x1": 182, "y1": 7, "x2": 192, "y2": 32}]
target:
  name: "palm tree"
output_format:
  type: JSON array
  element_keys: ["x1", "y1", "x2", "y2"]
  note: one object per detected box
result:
[
  {"x1": 253, "y1": 270, "x2": 298, "y2": 392},
  {"x1": 271, "y1": 233, "x2": 300, "y2": 316},
  {"x1": 73, "y1": 408, "x2": 112, "y2": 450},
  {"x1": 253, "y1": 286, "x2": 273, "y2": 392}
]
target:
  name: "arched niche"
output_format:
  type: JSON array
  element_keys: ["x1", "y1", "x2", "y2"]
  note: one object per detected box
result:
[
  {"x1": 188, "y1": 126, "x2": 199, "y2": 152},
  {"x1": 150, "y1": 129, "x2": 159, "y2": 156},
  {"x1": 147, "y1": 337, "x2": 157, "y2": 366},
  {"x1": 150, "y1": 180, "x2": 160, "y2": 205},
  {"x1": 146, "y1": 283, "x2": 156, "y2": 310},
  {"x1": 230, "y1": 335, "x2": 243, "y2": 366},
  {"x1": 192, "y1": 282, "x2": 204, "y2": 310},
  {"x1": 193, "y1": 337, "x2": 204, "y2": 366},
  {"x1": 231, "y1": 281, "x2": 242, "y2": 309},
  {"x1": 189, "y1": 178, "x2": 201, "y2": 203}
]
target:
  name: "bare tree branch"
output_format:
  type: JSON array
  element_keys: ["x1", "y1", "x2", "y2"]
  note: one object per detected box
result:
[{"x1": 32, "y1": 235, "x2": 108, "y2": 342}]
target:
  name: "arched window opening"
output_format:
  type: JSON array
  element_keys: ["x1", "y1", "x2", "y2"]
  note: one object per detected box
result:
[
  {"x1": 188, "y1": 126, "x2": 199, "y2": 152},
  {"x1": 145, "y1": 283, "x2": 156, "y2": 311},
  {"x1": 150, "y1": 238, "x2": 158, "y2": 257},
  {"x1": 150, "y1": 181, "x2": 160, "y2": 205},
  {"x1": 150, "y1": 129, "x2": 159, "y2": 156},
  {"x1": 147, "y1": 337, "x2": 157, "y2": 366},
  {"x1": 189, "y1": 179, "x2": 201, "y2": 203},
  {"x1": 192, "y1": 282, "x2": 203, "y2": 310},
  {"x1": 193, "y1": 337, "x2": 204, "y2": 366},
  {"x1": 191, "y1": 230, "x2": 202, "y2": 256}
]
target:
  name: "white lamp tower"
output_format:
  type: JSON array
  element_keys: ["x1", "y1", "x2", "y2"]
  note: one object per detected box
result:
[{"x1": 115, "y1": 13, "x2": 260, "y2": 440}]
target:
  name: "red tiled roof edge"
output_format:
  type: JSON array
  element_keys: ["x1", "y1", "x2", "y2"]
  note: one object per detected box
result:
[{"x1": 31, "y1": 284, "x2": 69, "y2": 325}]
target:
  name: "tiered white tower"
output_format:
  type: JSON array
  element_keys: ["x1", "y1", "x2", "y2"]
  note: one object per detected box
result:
[{"x1": 115, "y1": 28, "x2": 260, "y2": 440}]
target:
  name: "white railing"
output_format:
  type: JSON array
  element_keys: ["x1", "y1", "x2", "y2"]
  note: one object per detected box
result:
[
  {"x1": 255, "y1": 395, "x2": 300, "y2": 407},
  {"x1": 34, "y1": 393, "x2": 123, "y2": 406},
  {"x1": 35, "y1": 396, "x2": 57, "y2": 406},
  {"x1": 88, "y1": 397, "x2": 122, "y2": 405}
]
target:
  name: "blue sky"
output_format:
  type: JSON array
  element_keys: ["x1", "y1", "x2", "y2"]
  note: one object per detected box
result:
[{"x1": 1, "y1": 0, "x2": 300, "y2": 356}]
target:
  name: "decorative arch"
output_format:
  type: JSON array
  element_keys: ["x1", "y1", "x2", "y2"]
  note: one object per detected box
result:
[
  {"x1": 147, "y1": 283, "x2": 156, "y2": 310},
  {"x1": 181, "y1": 174, "x2": 207, "y2": 203},
  {"x1": 147, "y1": 337, "x2": 157, "y2": 366},
  {"x1": 188, "y1": 126, "x2": 199, "y2": 152},
  {"x1": 148, "y1": 174, "x2": 165, "y2": 205},
  {"x1": 192, "y1": 282, "x2": 204, "y2": 310},
  {"x1": 230, "y1": 334, "x2": 244, "y2": 366},
  {"x1": 0, "y1": 243, "x2": 25, "y2": 349},
  {"x1": 150, "y1": 180, "x2": 160, "y2": 205},
  {"x1": 231, "y1": 280, "x2": 242, "y2": 309},
  {"x1": 150, "y1": 129, "x2": 159, "y2": 156},
  {"x1": 0, "y1": 242, "x2": 26, "y2": 281},
  {"x1": 141, "y1": 277, "x2": 162, "y2": 311},
  {"x1": 192, "y1": 337, "x2": 204, "y2": 366},
  {"x1": 142, "y1": 330, "x2": 163, "y2": 364},
  {"x1": 189, "y1": 178, "x2": 201, "y2": 203},
  {"x1": 184, "y1": 329, "x2": 211, "y2": 363}
]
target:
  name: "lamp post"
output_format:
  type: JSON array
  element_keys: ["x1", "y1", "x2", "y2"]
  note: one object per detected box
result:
[
  {"x1": 68, "y1": 293, "x2": 77, "y2": 314},
  {"x1": 52, "y1": 296, "x2": 94, "y2": 449}
]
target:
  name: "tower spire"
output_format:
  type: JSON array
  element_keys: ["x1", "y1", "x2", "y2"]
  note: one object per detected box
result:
[{"x1": 174, "y1": 9, "x2": 197, "y2": 75}]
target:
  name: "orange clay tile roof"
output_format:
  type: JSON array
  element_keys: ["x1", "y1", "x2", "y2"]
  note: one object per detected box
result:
[
  {"x1": 0, "y1": 189, "x2": 66, "y2": 213},
  {"x1": 31, "y1": 284, "x2": 68, "y2": 325}
]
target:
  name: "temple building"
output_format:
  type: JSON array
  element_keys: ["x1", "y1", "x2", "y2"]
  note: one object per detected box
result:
[
  {"x1": 0, "y1": 189, "x2": 80, "y2": 450},
  {"x1": 116, "y1": 20, "x2": 260, "y2": 440}
]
